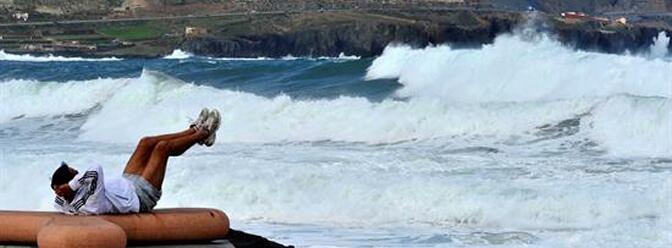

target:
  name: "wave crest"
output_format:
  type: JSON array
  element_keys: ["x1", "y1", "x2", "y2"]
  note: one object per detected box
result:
[
  {"x1": 2, "y1": 69, "x2": 668, "y2": 157},
  {"x1": 366, "y1": 33, "x2": 672, "y2": 102},
  {"x1": 0, "y1": 50, "x2": 121, "y2": 62}
]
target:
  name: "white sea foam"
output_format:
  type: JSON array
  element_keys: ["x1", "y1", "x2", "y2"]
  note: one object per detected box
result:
[
  {"x1": 650, "y1": 31, "x2": 671, "y2": 59},
  {"x1": 0, "y1": 50, "x2": 121, "y2": 62},
  {"x1": 2, "y1": 70, "x2": 669, "y2": 157},
  {"x1": 70, "y1": 71, "x2": 593, "y2": 145},
  {"x1": 3, "y1": 137, "x2": 670, "y2": 240},
  {"x1": 162, "y1": 49, "x2": 361, "y2": 61},
  {"x1": 586, "y1": 95, "x2": 672, "y2": 157},
  {"x1": 0, "y1": 78, "x2": 128, "y2": 123},
  {"x1": 366, "y1": 34, "x2": 672, "y2": 102},
  {"x1": 317, "y1": 52, "x2": 362, "y2": 60},
  {"x1": 361, "y1": 31, "x2": 672, "y2": 157},
  {"x1": 162, "y1": 49, "x2": 273, "y2": 61},
  {"x1": 163, "y1": 49, "x2": 194, "y2": 59}
]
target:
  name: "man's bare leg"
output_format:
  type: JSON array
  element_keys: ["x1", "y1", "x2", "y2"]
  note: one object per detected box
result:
[
  {"x1": 123, "y1": 128, "x2": 197, "y2": 175},
  {"x1": 141, "y1": 129, "x2": 209, "y2": 190}
]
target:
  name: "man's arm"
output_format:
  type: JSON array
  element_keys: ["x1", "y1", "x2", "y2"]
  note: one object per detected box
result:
[
  {"x1": 68, "y1": 165, "x2": 98, "y2": 191},
  {"x1": 69, "y1": 165, "x2": 104, "y2": 213}
]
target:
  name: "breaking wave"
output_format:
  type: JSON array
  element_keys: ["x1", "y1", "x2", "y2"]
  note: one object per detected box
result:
[
  {"x1": 650, "y1": 31, "x2": 671, "y2": 59},
  {"x1": 163, "y1": 49, "x2": 193, "y2": 59},
  {"x1": 0, "y1": 50, "x2": 121, "y2": 62},
  {"x1": 366, "y1": 33, "x2": 672, "y2": 102},
  {"x1": 1, "y1": 69, "x2": 669, "y2": 158},
  {"x1": 162, "y1": 49, "x2": 361, "y2": 61}
]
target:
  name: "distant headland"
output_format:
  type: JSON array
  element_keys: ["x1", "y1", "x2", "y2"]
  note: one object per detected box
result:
[{"x1": 0, "y1": 0, "x2": 670, "y2": 58}]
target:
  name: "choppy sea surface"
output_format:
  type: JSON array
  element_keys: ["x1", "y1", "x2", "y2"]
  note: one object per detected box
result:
[{"x1": 1, "y1": 31, "x2": 671, "y2": 247}]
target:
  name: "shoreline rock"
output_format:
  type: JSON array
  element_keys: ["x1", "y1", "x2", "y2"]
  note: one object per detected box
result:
[
  {"x1": 181, "y1": 11, "x2": 520, "y2": 58},
  {"x1": 224, "y1": 229, "x2": 293, "y2": 248},
  {"x1": 553, "y1": 21, "x2": 668, "y2": 54},
  {"x1": 179, "y1": 11, "x2": 670, "y2": 58},
  {"x1": 1, "y1": 10, "x2": 670, "y2": 59}
]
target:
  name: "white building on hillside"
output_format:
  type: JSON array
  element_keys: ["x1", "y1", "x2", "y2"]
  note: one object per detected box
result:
[{"x1": 12, "y1": 12, "x2": 28, "y2": 21}]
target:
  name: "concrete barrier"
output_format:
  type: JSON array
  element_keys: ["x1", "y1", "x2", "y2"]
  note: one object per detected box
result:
[{"x1": 0, "y1": 208, "x2": 229, "y2": 247}]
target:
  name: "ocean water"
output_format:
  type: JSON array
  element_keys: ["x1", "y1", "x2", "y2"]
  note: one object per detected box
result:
[{"x1": 1, "y1": 31, "x2": 671, "y2": 248}]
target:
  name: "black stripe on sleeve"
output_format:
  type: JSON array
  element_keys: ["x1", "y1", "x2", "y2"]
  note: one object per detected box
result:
[
  {"x1": 55, "y1": 197, "x2": 64, "y2": 206},
  {"x1": 72, "y1": 171, "x2": 98, "y2": 211}
]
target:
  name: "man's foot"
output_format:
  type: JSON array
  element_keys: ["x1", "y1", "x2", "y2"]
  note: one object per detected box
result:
[
  {"x1": 190, "y1": 108, "x2": 209, "y2": 129},
  {"x1": 203, "y1": 109, "x2": 221, "y2": 147}
]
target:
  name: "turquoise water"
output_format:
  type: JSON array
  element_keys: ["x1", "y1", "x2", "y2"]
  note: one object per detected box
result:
[{"x1": 0, "y1": 54, "x2": 397, "y2": 101}]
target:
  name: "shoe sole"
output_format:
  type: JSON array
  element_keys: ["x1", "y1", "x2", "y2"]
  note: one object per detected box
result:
[
  {"x1": 204, "y1": 109, "x2": 221, "y2": 147},
  {"x1": 195, "y1": 107, "x2": 209, "y2": 145}
]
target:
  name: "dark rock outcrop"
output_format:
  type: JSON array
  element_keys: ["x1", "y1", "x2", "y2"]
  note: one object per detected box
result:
[
  {"x1": 225, "y1": 229, "x2": 293, "y2": 248},
  {"x1": 181, "y1": 11, "x2": 520, "y2": 58},
  {"x1": 180, "y1": 11, "x2": 669, "y2": 58},
  {"x1": 554, "y1": 25, "x2": 666, "y2": 54},
  {"x1": 182, "y1": 23, "x2": 429, "y2": 58}
]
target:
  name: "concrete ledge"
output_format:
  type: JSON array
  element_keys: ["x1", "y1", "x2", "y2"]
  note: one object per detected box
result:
[{"x1": 0, "y1": 208, "x2": 230, "y2": 247}]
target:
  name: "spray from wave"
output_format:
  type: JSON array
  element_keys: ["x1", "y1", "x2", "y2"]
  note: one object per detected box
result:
[
  {"x1": 163, "y1": 49, "x2": 194, "y2": 59},
  {"x1": 650, "y1": 31, "x2": 671, "y2": 59},
  {"x1": 366, "y1": 33, "x2": 672, "y2": 102},
  {"x1": 1, "y1": 69, "x2": 669, "y2": 157}
]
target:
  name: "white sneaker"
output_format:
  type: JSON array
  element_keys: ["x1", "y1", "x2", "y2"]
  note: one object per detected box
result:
[
  {"x1": 203, "y1": 109, "x2": 221, "y2": 147},
  {"x1": 191, "y1": 107, "x2": 209, "y2": 129}
]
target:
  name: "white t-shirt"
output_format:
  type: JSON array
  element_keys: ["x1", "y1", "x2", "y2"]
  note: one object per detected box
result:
[{"x1": 54, "y1": 165, "x2": 140, "y2": 215}]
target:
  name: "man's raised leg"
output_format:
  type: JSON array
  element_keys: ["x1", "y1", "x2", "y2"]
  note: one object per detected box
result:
[
  {"x1": 124, "y1": 108, "x2": 211, "y2": 175},
  {"x1": 123, "y1": 128, "x2": 197, "y2": 176},
  {"x1": 141, "y1": 129, "x2": 209, "y2": 190}
]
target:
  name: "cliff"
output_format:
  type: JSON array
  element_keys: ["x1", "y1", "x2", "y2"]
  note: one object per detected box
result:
[
  {"x1": 0, "y1": 4, "x2": 669, "y2": 58},
  {"x1": 179, "y1": 10, "x2": 669, "y2": 58},
  {"x1": 553, "y1": 21, "x2": 667, "y2": 54},
  {"x1": 181, "y1": 10, "x2": 521, "y2": 58}
]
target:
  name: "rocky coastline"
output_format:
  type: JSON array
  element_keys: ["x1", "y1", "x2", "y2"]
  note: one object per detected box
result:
[
  {"x1": 552, "y1": 19, "x2": 670, "y2": 54},
  {"x1": 1, "y1": 9, "x2": 670, "y2": 59},
  {"x1": 179, "y1": 10, "x2": 671, "y2": 58},
  {"x1": 180, "y1": 10, "x2": 522, "y2": 58}
]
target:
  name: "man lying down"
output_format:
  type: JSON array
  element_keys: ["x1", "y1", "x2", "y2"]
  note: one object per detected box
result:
[{"x1": 50, "y1": 108, "x2": 220, "y2": 215}]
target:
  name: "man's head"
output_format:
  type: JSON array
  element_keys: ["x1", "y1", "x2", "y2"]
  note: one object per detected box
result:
[{"x1": 51, "y1": 162, "x2": 78, "y2": 198}]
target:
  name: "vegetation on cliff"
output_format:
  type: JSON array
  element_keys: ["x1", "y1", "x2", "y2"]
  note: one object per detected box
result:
[{"x1": 0, "y1": 1, "x2": 670, "y2": 58}]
